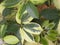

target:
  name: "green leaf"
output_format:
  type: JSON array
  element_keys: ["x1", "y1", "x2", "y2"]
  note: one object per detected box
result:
[
  {"x1": 30, "y1": 0, "x2": 47, "y2": 5},
  {"x1": 16, "y1": 29, "x2": 24, "y2": 44},
  {"x1": 2, "y1": 8, "x2": 14, "y2": 16},
  {"x1": 2, "y1": 8, "x2": 17, "y2": 21},
  {"x1": 40, "y1": 37, "x2": 48, "y2": 45},
  {"x1": 2, "y1": 0, "x2": 21, "y2": 8},
  {"x1": 0, "y1": 23, "x2": 7, "y2": 37},
  {"x1": 26, "y1": 2, "x2": 39, "y2": 18},
  {"x1": 34, "y1": 35, "x2": 40, "y2": 42},
  {"x1": 0, "y1": 4, "x2": 5, "y2": 14},
  {"x1": 16, "y1": 3, "x2": 25, "y2": 24},
  {"x1": 16, "y1": 3, "x2": 33, "y2": 24},
  {"x1": 46, "y1": 38, "x2": 54, "y2": 45},
  {"x1": 40, "y1": 8, "x2": 59, "y2": 20},
  {"x1": 20, "y1": 28, "x2": 35, "y2": 42},
  {"x1": 4, "y1": 35, "x2": 19, "y2": 44},
  {"x1": 57, "y1": 20, "x2": 60, "y2": 35},
  {"x1": 42, "y1": 20, "x2": 55, "y2": 30},
  {"x1": 23, "y1": 22, "x2": 43, "y2": 35},
  {"x1": 46, "y1": 30, "x2": 58, "y2": 41},
  {"x1": 53, "y1": 0, "x2": 60, "y2": 10},
  {"x1": 6, "y1": 22, "x2": 19, "y2": 34}
]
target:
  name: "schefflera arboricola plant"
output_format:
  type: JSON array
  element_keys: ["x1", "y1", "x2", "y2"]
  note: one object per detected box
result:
[{"x1": 0, "y1": 0, "x2": 43, "y2": 45}]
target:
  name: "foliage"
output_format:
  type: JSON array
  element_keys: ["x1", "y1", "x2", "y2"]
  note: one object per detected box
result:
[{"x1": 0, "y1": 0, "x2": 60, "y2": 45}]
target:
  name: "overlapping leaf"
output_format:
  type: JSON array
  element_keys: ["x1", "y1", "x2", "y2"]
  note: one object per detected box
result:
[
  {"x1": 40, "y1": 37, "x2": 48, "y2": 45},
  {"x1": 30, "y1": 0, "x2": 47, "y2": 5},
  {"x1": 6, "y1": 22, "x2": 19, "y2": 34},
  {"x1": 34, "y1": 35, "x2": 40, "y2": 42},
  {"x1": 16, "y1": 4, "x2": 33, "y2": 24},
  {"x1": 23, "y1": 22, "x2": 43, "y2": 35},
  {"x1": 57, "y1": 20, "x2": 60, "y2": 35},
  {"x1": 26, "y1": 2, "x2": 39, "y2": 18},
  {"x1": 0, "y1": 4, "x2": 5, "y2": 14},
  {"x1": 2, "y1": 0, "x2": 21, "y2": 8},
  {"x1": 16, "y1": 3, "x2": 24, "y2": 24},
  {"x1": 20, "y1": 28, "x2": 35, "y2": 42},
  {"x1": 21, "y1": 10, "x2": 33, "y2": 24},
  {"x1": 40, "y1": 8, "x2": 59, "y2": 20},
  {"x1": 42, "y1": 20, "x2": 55, "y2": 30},
  {"x1": 0, "y1": 23, "x2": 7, "y2": 37},
  {"x1": 16, "y1": 29, "x2": 24, "y2": 44},
  {"x1": 46, "y1": 30, "x2": 58, "y2": 41}
]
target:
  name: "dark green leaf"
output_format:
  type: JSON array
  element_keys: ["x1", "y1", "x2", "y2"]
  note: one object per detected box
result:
[
  {"x1": 26, "y1": 2, "x2": 39, "y2": 18},
  {"x1": 40, "y1": 8, "x2": 59, "y2": 20},
  {"x1": 6, "y1": 22, "x2": 19, "y2": 34},
  {"x1": 2, "y1": 0, "x2": 21, "y2": 8}
]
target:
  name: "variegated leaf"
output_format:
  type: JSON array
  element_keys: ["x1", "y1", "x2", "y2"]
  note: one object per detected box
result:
[
  {"x1": 21, "y1": 10, "x2": 33, "y2": 24},
  {"x1": 16, "y1": 30, "x2": 24, "y2": 44},
  {"x1": 0, "y1": 23, "x2": 7, "y2": 37},
  {"x1": 23, "y1": 22, "x2": 43, "y2": 35},
  {"x1": 20, "y1": 28, "x2": 35, "y2": 42},
  {"x1": 16, "y1": 3, "x2": 24, "y2": 24},
  {"x1": 16, "y1": 4, "x2": 33, "y2": 24}
]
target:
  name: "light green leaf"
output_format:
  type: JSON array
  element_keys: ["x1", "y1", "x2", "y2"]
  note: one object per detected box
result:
[
  {"x1": 0, "y1": 4, "x2": 5, "y2": 14},
  {"x1": 2, "y1": 0, "x2": 21, "y2": 8},
  {"x1": 57, "y1": 20, "x2": 60, "y2": 35},
  {"x1": 23, "y1": 22, "x2": 43, "y2": 35},
  {"x1": 26, "y1": 2, "x2": 39, "y2": 18},
  {"x1": 30, "y1": 0, "x2": 47, "y2": 5},
  {"x1": 20, "y1": 28, "x2": 35, "y2": 42},
  {"x1": 40, "y1": 37, "x2": 48, "y2": 45},
  {"x1": 0, "y1": 23, "x2": 7, "y2": 37},
  {"x1": 53, "y1": 0, "x2": 60, "y2": 10},
  {"x1": 4, "y1": 35, "x2": 19, "y2": 44},
  {"x1": 34, "y1": 35, "x2": 40, "y2": 42},
  {"x1": 46, "y1": 38, "x2": 54, "y2": 45},
  {"x1": 42, "y1": 20, "x2": 55, "y2": 30},
  {"x1": 46, "y1": 30, "x2": 58, "y2": 41}
]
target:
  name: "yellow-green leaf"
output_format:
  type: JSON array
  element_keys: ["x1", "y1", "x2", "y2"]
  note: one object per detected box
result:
[{"x1": 4, "y1": 35, "x2": 19, "y2": 44}]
